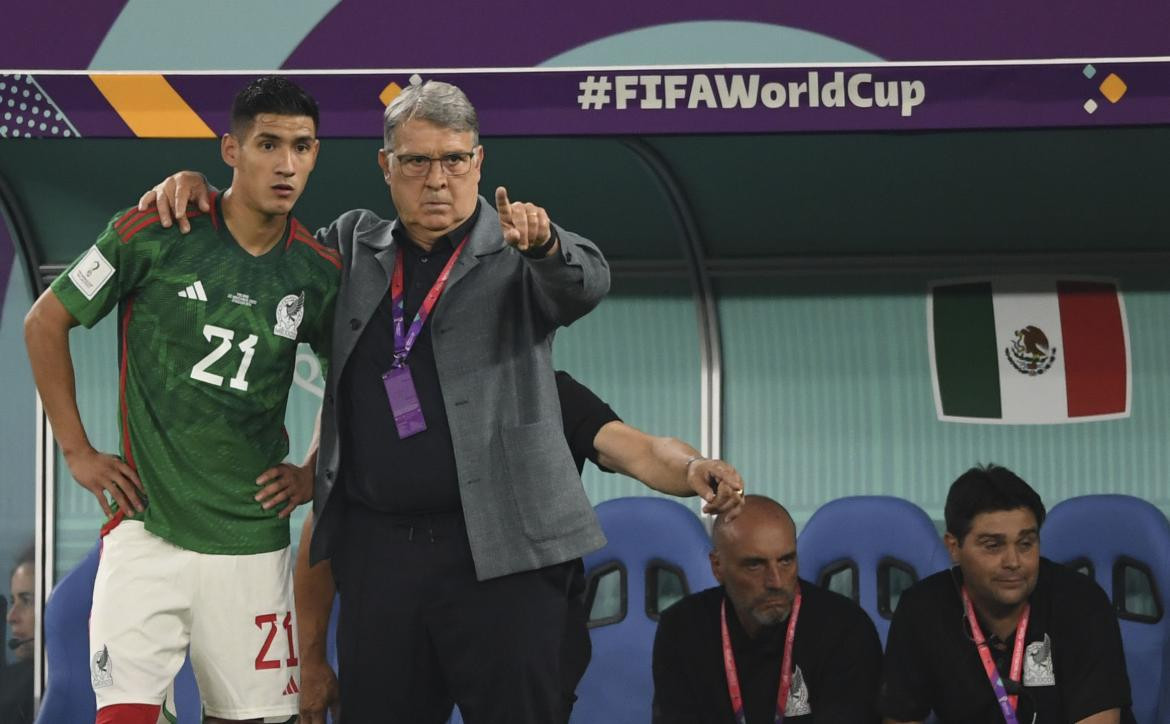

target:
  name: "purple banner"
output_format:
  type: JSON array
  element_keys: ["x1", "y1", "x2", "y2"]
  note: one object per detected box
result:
[
  {"x1": 3, "y1": 1, "x2": 1170, "y2": 69},
  {"x1": 2, "y1": 60, "x2": 1161, "y2": 140}
]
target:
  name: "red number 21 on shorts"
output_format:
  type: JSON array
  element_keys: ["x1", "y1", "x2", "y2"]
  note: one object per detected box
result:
[{"x1": 255, "y1": 612, "x2": 299, "y2": 670}]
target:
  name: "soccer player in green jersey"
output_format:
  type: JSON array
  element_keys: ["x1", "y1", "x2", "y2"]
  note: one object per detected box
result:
[{"x1": 23, "y1": 76, "x2": 338, "y2": 724}]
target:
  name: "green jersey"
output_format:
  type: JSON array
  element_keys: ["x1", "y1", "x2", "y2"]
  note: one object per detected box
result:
[{"x1": 52, "y1": 193, "x2": 339, "y2": 554}]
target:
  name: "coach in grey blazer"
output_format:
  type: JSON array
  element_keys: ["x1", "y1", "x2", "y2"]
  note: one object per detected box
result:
[
  {"x1": 303, "y1": 80, "x2": 611, "y2": 722},
  {"x1": 308, "y1": 196, "x2": 610, "y2": 578}
]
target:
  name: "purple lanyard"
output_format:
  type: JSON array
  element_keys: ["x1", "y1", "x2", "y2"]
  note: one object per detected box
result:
[{"x1": 390, "y1": 237, "x2": 467, "y2": 366}]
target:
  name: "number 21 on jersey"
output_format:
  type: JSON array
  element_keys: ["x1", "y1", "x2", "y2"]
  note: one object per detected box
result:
[{"x1": 190, "y1": 324, "x2": 258, "y2": 391}]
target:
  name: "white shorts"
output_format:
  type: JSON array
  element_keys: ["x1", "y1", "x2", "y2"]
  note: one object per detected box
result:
[{"x1": 89, "y1": 520, "x2": 299, "y2": 721}]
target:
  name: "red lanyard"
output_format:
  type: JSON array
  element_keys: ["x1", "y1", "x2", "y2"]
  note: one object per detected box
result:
[
  {"x1": 389, "y1": 237, "x2": 467, "y2": 365},
  {"x1": 720, "y1": 589, "x2": 801, "y2": 724},
  {"x1": 962, "y1": 586, "x2": 1030, "y2": 722}
]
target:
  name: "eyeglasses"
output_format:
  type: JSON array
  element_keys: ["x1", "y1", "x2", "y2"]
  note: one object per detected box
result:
[{"x1": 390, "y1": 149, "x2": 478, "y2": 177}]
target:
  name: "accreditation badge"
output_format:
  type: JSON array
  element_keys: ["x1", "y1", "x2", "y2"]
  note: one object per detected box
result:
[{"x1": 383, "y1": 364, "x2": 427, "y2": 438}]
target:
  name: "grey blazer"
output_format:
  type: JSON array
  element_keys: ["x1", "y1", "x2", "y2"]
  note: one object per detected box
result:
[{"x1": 310, "y1": 197, "x2": 610, "y2": 580}]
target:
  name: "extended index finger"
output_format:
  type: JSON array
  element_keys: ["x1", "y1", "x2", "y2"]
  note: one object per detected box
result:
[{"x1": 495, "y1": 186, "x2": 512, "y2": 221}]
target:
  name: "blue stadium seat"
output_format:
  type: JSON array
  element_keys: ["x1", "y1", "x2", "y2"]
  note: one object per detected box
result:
[
  {"x1": 36, "y1": 540, "x2": 101, "y2": 724},
  {"x1": 796, "y1": 496, "x2": 951, "y2": 646},
  {"x1": 1042, "y1": 494, "x2": 1170, "y2": 723},
  {"x1": 570, "y1": 496, "x2": 716, "y2": 724},
  {"x1": 36, "y1": 539, "x2": 202, "y2": 723}
]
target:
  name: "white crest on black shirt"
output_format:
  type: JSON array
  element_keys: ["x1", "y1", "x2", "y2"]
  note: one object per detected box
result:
[
  {"x1": 1023, "y1": 633, "x2": 1056, "y2": 687},
  {"x1": 786, "y1": 664, "x2": 812, "y2": 716}
]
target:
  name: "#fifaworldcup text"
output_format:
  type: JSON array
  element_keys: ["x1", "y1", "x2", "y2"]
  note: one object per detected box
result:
[{"x1": 578, "y1": 71, "x2": 927, "y2": 117}]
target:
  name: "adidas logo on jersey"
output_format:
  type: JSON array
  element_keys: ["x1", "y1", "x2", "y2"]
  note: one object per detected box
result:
[
  {"x1": 282, "y1": 676, "x2": 300, "y2": 696},
  {"x1": 178, "y1": 281, "x2": 208, "y2": 301}
]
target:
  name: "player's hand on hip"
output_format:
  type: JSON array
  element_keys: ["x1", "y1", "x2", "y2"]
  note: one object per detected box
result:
[
  {"x1": 496, "y1": 186, "x2": 554, "y2": 254},
  {"x1": 65, "y1": 446, "x2": 144, "y2": 518},
  {"x1": 299, "y1": 656, "x2": 341, "y2": 724},
  {"x1": 690, "y1": 458, "x2": 746, "y2": 519},
  {"x1": 135, "y1": 171, "x2": 211, "y2": 234},
  {"x1": 255, "y1": 462, "x2": 314, "y2": 518}
]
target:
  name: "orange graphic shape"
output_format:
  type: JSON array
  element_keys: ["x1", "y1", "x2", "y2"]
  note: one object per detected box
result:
[
  {"x1": 379, "y1": 82, "x2": 403, "y2": 107},
  {"x1": 90, "y1": 74, "x2": 215, "y2": 138},
  {"x1": 1099, "y1": 74, "x2": 1127, "y2": 104}
]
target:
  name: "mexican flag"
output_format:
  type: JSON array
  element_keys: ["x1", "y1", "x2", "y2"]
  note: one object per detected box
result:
[{"x1": 928, "y1": 277, "x2": 1129, "y2": 424}]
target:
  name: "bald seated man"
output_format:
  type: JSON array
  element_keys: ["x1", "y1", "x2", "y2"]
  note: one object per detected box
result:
[{"x1": 652, "y1": 495, "x2": 883, "y2": 723}]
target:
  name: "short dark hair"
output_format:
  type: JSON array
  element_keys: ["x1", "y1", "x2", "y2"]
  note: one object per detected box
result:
[
  {"x1": 11, "y1": 542, "x2": 33, "y2": 579},
  {"x1": 230, "y1": 75, "x2": 319, "y2": 136},
  {"x1": 944, "y1": 464, "x2": 1046, "y2": 544}
]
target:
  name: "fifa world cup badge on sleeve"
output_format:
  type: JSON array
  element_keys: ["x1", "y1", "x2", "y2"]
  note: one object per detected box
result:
[
  {"x1": 69, "y1": 246, "x2": 116, "y2": 300},
  {"x1": 273, "y1": 291, "x2": 306, "y2": 340}
]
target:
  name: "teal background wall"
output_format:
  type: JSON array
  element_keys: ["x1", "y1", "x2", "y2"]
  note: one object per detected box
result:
[
  {"x1": 0, "y1": 259, "x2": 36, "y2": 575},
  {"x1": 552, "y1": 279, "x2": 703, "y2": 508},
  {"x1": 719, "y1": 276, "x2": 1170, "y2": 528}
]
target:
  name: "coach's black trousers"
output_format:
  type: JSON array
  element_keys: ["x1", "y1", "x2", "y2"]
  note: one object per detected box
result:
[{"x1": 333, "y1": 506, "x2": 590, "y2": 724}]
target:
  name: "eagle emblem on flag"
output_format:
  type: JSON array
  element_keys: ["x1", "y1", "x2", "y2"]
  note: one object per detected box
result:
[{"x1": 1005, "y1": 325, "x2": 1057, "y2": 376}]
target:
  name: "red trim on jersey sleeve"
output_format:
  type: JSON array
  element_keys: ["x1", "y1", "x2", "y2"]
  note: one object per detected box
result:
[
  {"x1": 119, "y1": 212, "x2": 161, "y2": 242},
  {"x1": 119, "y1": 300, "x2": 138, "y2": 471},
  {"x1": 289, "y1": 218, "x2": 341, "y2": 269},
  {"x1": 117, "y1": 209, "x2": 204, "y2": 243},
  {"x1": 115, "y1": 207, "x2": 148, "y2": 233}
]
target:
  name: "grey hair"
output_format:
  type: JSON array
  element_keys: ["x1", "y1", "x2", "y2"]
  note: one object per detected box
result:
[{"x1": 382, "y1": 80, "x2": 479, "y2": 150}]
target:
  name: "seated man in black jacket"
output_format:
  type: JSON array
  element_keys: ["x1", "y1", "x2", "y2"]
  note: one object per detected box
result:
[
  {"x1": 879, "y1": 464, "x2": 1133, "y2": 724},
  {"x1": 653, "y1": 495, "x2": 883, "y2": 723}
]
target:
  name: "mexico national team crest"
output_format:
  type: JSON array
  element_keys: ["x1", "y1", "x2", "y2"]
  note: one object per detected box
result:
[
  {"x1": 274, "y1": 292, "x2": 305, "y2": 341},
  {"x1": 785, "y1": 664, "x2": 812, "y2": 716},
  {"x1": 91, "y1": 644, "x2": 113, "y2": 688},
  {"x1": 1023, "y1": 634, "x2": 1056, "y2": 687},
  {"x1": 1005, "y1": 325, "x2": 1057, "y2": 376}
]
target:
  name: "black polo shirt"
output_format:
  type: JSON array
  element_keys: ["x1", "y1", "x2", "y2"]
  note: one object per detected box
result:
[
  {"x1": 652, "y1": 581, "x2": 883, "y2": 723},
  {"x1": 338, "y1": 210, "x2": 479, "y2": 514},
  {"x1": 879, "y1": 558, "x2": 1134, "y2": 723},
  {"x1": 556, "y1": 370, "x2": 620, "y2": 474}
]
